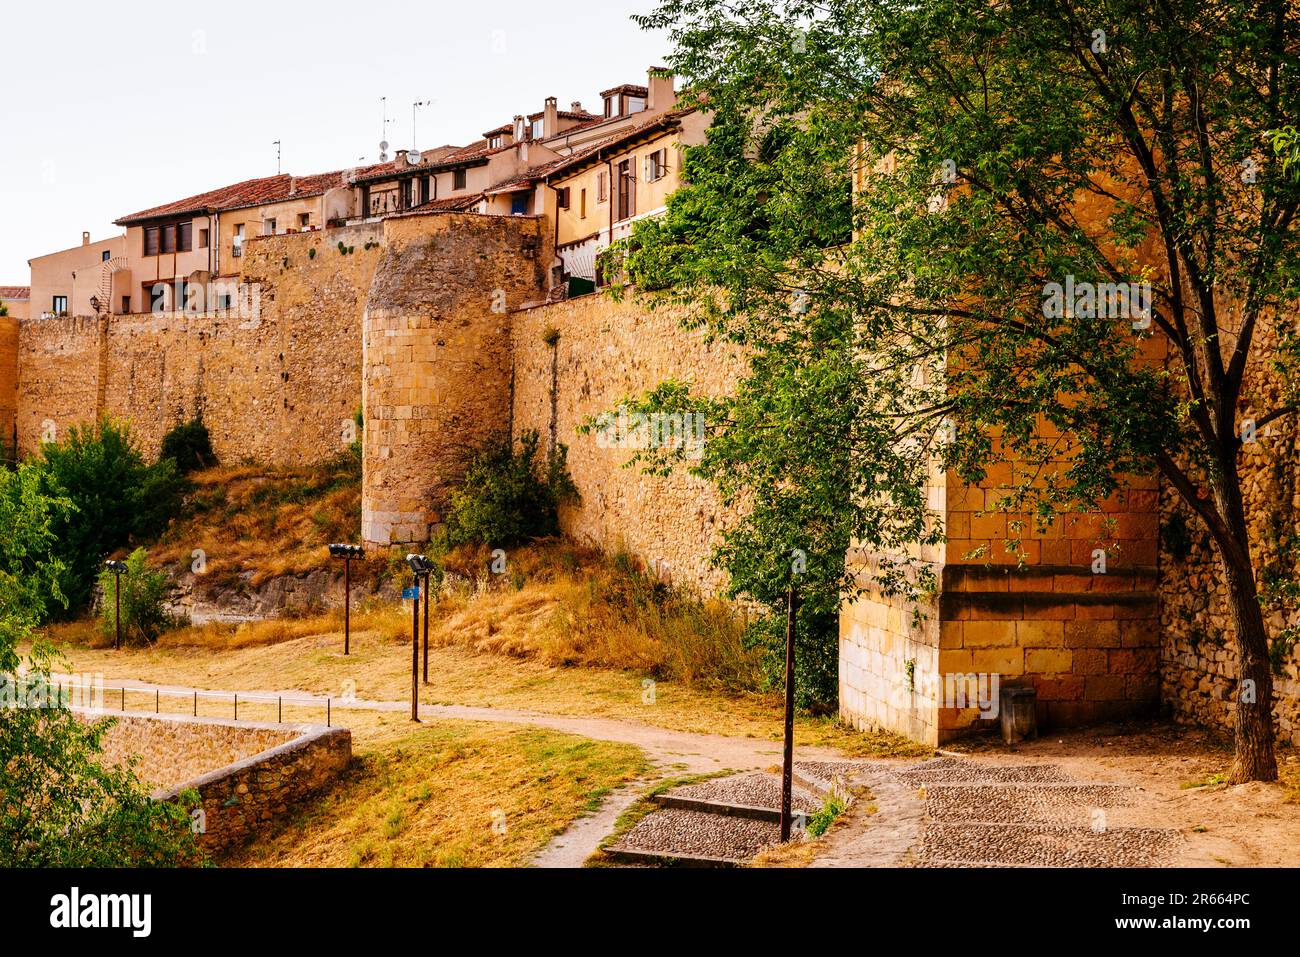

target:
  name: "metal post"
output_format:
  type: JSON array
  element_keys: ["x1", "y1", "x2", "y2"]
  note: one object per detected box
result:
[
  {"x1": 234, "y1": 693, "x2": 238, "y2": 721},
  {"x1": 327, "y1": 697, "x2": 331, "y2": 727},
  {"x1": 410, "y1": 574, "x2": 421, "y2": 721},
  {"x1": 114, "y1": 571, "x2": 122, "y2": 651},
  {"x1": 155, "y1": 689, "x2": 159, "y2": 713},
  {"x1": 194, "y1": 691, "x2": 197, "y2": 716},
  {"x1": 422, "y1": 571, "x2": 430, "y2": 684},
  {"x1": 278, "y1": 696, "x2": 282, "y2": 723},
  {"x1": 344, "y1": 556, "x2": 352, "y2": 656},
  {"x1": 122, "y1": 687, "x2": 126, "y2": 712},
  {"x1": 779, "y1": 581, "x2": 799, "y2": 842}
]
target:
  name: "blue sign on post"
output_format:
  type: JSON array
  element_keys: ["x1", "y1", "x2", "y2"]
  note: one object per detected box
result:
[{"x1": 402, "y1": 586, "x2": 420, "y2": 600}]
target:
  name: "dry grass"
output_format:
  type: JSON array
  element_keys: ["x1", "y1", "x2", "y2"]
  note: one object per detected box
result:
[
  {"x1": 220, "y1": 710, "x2": 647, "y2": 868},
  {"x1": 147, "y1": 459, "x2": 363, "y2": 589},
  {"x1": 423, "y1": 542, "x2": 764, "y2": 693},
  {"x1": 37, "y1": 624, "x2": 928, "y2": 758}
]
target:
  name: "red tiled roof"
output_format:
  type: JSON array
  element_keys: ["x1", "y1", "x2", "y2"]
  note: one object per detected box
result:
[
  {"x1": 527, "y1": 108, "x2": 599, "y2": 122},
  {"x1": 599, "y1": 83, "x2": 649, "y2": 98},
  {"x1": 402, "y1": 192, "x2": 485, "y2": 214},
  {"x1": 116, "y1": 170, "x2": 351, "y2": 224},
  {"x1": 544, "y1": 109, "x2": 694, "y2": 181},
  {"x1": 484, "y1": 157, "x2": 571, "y2": 194},
  {"x1": 0, "y1": 286, "x2": 30, "y2": 299}
]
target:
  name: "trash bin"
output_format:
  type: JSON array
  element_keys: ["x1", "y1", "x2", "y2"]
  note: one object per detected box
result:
[{"x1": 1000, "y1": 686, "x2": 1037, "y2": 744}]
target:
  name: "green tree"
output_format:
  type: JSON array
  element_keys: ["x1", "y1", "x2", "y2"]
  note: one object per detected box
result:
[
  {"x1": 624, "y1": 0, "x2": 1300, "y2": 780},
  {"x1": 98, "y1": 547, "x2": 182, "y2": 645},
  {"x1": 444, "y1": 430, "x2": 578, "y2": 549},
  {"x1": 37, "y1": 418, "x2": 186, "y2": 614},
  {"x1": 160, "y1": 417, "x2": 217, "y2": 474},
  {"x1": 0, "y1": 465, "x2": 201, "y2": 866}
]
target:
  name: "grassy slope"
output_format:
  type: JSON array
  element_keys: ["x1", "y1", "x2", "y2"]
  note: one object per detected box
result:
[
  {"x1": 223, "y1": 711, "x2": 646, "y2": 868},
  {"x1": 147, "y1": 459, "x2": 362, "y2": 589}
]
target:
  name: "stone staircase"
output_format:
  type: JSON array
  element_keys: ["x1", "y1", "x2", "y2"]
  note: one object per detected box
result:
[{"x1": 601, "y1": 771, "x2": 828, "y2": 866}]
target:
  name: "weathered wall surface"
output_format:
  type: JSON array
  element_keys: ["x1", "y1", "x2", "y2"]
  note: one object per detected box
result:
[
  {"x1": 89, "y1": 710, "x2": 351, "y2": 855},
  {"x1": 94, "y1": 711, "x2": 298, "y2": 791},
  {"x1": 1160, "y1": 311, "x2": 1300, "y2": 748},
  {"x1": 15, "y1": 314, "x2": 103, "y2": 454},
  {"x1": 0, "y1": 312, "x2": 19, "y2": 453},
  {"x1": 361, "y1": 212, "x2": 550, "y2": 545},
  {"x1": 15, "y1": 223, "x2": 380, "y2": 464},
  {"x1": 107, "y1": 224, "x2": 380, "y2": 462},
  {"x1": 510, "y1": 293, "x2": 747, "y2": 594}
]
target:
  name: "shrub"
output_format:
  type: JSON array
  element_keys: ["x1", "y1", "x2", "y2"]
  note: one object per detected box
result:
[
  {"x1": 443, "y1": 431, "x2": 578, "y2": 549},
  {"x1": 160, "y1": 417, "x2": 217, "y2": 474},
  {"x1": 0, "y1": 475, "x2": 201, "y2": 866},
  {"x1": 36, "y1": 419, "x2": 186, "y2": 615},
  {"x1": 97, "y1": 548, "x2": 182, "y2": 644}
]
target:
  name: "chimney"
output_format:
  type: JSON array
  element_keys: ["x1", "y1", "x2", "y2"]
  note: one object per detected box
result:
[
  {"x1": 647, "y1": 68, "x2": 676, "y2": 112},
  {"x1": 571, "y1": 100, "x2": 584, "y2": 114},
  {"x1": 513, "y1": 114, "x2": 527, "y2": 141},
  {"x1": 395, "y1": 149, "x2": 408, "y2": 165},
  {"x1": 82, "y1": 231, "x2": 90, "y2": 246},
  {"x1": 543, "y1": 96, "x2": 558, "y2": 139}
]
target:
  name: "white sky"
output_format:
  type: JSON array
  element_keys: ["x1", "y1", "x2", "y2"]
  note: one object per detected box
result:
[{"x1": 0, "y1": 0, "x2": 668, "y2": 280}]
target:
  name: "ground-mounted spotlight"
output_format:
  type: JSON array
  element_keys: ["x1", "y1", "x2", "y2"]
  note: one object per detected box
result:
[{"x1": 327, "y1": 544, "x2": 364, "y2": 654}]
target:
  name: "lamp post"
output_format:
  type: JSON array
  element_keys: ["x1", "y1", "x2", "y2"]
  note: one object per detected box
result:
[
  {"x1": 405, "y1": 554, "x2": 433, "y2": 722},
  {"x1": 779, "y1": 578, "x2": 800, "y2": 842},
  {"x1": 104, "y1": 560, "x2": 128, "y2": 650},
  {"x1": 421, "y1": 568, "x2": 432, "y2": 684},
  {"x1": 328, "y1": 544, "x2": 364, "y2": 655}
]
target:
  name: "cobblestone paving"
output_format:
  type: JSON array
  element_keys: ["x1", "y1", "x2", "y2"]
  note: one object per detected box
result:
[
  {"x1": 672, "y1": 771, "x2": 820, "y2": 813},
  {"x1": 797, "y1": 755, "x2": 1182, "y2": 868},
  {"x1": 612, "y1": 808, "x2": 780, "y2": 862}
]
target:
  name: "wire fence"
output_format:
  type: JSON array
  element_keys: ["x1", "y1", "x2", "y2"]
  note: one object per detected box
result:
[{"x1": 41, "y1": 678, "x2": 334, "y2": 727}]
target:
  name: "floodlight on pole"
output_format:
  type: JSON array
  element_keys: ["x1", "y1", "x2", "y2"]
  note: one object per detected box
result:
[
  {"x1": 405, "y1": 554, "x2": 430, "y2": 721},
  {"x1": 104, "y1": 560, "x2": 128, "y2": 650},
  {"x1": 328, "y1": 544, "x2": 364, "y2": 655}
]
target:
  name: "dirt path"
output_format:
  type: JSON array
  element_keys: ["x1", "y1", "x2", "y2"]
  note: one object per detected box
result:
[
  {"x1": 67, "y1": 673, "x2": 854, "y2": 866},
  {"x1": 73, "y1": 674, "x2": 1300, "y2": 868}
]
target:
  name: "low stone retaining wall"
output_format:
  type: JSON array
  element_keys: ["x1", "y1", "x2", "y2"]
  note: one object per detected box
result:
[{"x1": 82, "y1": 710, "x2": 352, "y2": 854}]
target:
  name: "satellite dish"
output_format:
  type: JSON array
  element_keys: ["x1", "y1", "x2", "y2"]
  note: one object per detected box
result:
[
  {"x1": 408, "y1": 150, "x2": 422, "y2": 165},
  {"x1": 379, "y1": 140, "x2": 389, "y2": 152}
]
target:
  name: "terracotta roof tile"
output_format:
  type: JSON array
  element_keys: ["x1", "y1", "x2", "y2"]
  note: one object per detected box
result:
[
  {"x1": 117, "y1": 170, "x2": 351, "y2": 224},
  {"x1": 544, "y1": 108, "x2": 694, "y2": 181},
  {"x1": 599, "y1": 83, "x2": 649, "y2": 98}
]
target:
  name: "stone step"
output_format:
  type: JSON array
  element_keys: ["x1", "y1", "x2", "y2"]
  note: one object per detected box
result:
[
  {"x1": 604, "y1": 807, "x2": 784, "y2": 866},
  {"x1": 655, "y1": 771, "x2": 822, "y2": 823}
]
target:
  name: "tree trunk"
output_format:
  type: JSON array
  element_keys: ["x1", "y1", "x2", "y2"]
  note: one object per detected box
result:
[
  {"x1": 1220, "y1": 553, "x2": 1278, "y2": 783},
  {"x1": 1211, "y1": 465, "x2": 1279, "y2": 783}
]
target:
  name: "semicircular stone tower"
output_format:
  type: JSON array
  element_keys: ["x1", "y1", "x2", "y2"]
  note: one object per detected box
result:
[{"x1": 361, "y1": 211, "x2": 549, "y2": 546}]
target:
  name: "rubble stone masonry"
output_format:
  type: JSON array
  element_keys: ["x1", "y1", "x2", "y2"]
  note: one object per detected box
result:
[
  {"x1": 361, "y1": 212, "x2": 550, "y2": 545},
  {"x1": 13, "y1": 223, "x2": 381, "y2": 464},
  {"x1": 510, "y1": 293, "x2": 747, "y2": 593},
  {"x1": 10, "y1": 207, "x2": 1297, "y2": 748}
]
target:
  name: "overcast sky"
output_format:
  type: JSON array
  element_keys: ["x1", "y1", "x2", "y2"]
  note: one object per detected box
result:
[{"x1": 0, "y1": 0, "x2": 668, "y2": 280}]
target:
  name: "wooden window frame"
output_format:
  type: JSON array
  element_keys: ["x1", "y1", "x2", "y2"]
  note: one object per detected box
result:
[
  {"x1": 143, "y1": 226, "x2": 160, "y2": 256},
  {"x1": 453, "y1": 169, "x2": 467, "y2": 190}
]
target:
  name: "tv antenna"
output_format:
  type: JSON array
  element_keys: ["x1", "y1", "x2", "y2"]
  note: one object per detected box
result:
[
  {"x1": 273, "y1": 140, "x2": 282, "y2": 174},
  {"x1": 378, "y1": 97, "x2": 392, "y2": 162},
  {"x1": 412, "y1": 99, "x2": 433, "y2": 150}
]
